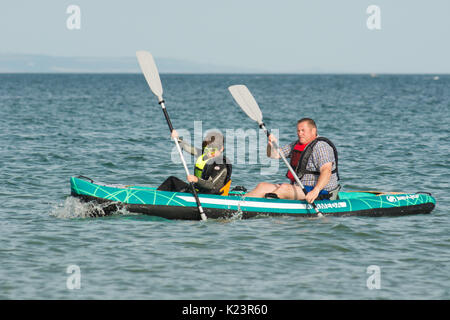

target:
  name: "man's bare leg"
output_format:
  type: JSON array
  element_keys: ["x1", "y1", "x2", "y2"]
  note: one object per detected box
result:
[
  {"x1": 245, "y1": 182, "x2": 281, "y2": 198},
  {"x1": 274, "y1": 183, "x2": 306, "y2": 200}
]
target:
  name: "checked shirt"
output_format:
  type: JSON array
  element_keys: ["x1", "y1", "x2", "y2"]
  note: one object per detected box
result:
[{"x1": 279, "y1": 138, "x2": 339, "y2": 191}]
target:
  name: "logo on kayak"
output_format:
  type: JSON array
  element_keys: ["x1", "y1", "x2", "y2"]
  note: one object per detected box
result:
[
  {"x1": 386, "y1": 196, "x2": 397, "y2": 203},
  {"x1": 387, "y1": 194, "x2": 419, "y2": 202},
  {"x1": 314, "y1": 202, "x2": 347, "y2": 210}
]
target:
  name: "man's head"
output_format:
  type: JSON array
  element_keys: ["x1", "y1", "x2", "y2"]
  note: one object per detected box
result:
[
  {"x1": 296, "y1": 118, "x2": 317, "y2": 144},
  {"x1": 202, "y1": 130, "x2": 224, "y2": 158}
]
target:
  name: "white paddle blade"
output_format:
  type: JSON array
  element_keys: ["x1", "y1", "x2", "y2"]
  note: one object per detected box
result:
[
  {"x1": 136, "y1": 51, "x2": 163, "y2": 100},
  {"x1": 228, "y1": 85, "x2": 263, "y2": 124}
]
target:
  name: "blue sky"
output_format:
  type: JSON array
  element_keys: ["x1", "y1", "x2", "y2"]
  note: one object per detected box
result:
[{"x1": 1, "y1": 0, "x2": 449, "y2": 73}]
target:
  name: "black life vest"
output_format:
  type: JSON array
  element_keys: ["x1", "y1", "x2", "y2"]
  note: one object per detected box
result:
[
  {"x1": 286, "y1": 137, "x2": 339, "y2": 183},
  {"x1": 194, "y1": 155, "x2": 232, "y2": 194}
]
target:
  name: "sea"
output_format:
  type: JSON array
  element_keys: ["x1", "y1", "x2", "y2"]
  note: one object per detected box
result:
[{"x1": 0, "y1": 73, "x2": 449, "y2": 300}]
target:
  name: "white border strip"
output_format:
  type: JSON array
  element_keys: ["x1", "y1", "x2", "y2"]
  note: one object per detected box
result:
[{"x1": 176, "y1": 195, "x2": 310, "y2": 210}]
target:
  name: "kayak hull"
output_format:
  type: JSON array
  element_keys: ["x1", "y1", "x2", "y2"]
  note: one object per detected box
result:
[{"x1": 70, "y1": 176, "x2": 436, "y2": 220}]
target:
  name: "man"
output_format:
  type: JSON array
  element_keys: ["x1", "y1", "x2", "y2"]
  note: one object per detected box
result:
[
  {"x1": 157, "y1": 130, "x2": 232, "y2": 195},
  {"x1": 245, "y1": 118, "x2": 340, "y2": 203}
]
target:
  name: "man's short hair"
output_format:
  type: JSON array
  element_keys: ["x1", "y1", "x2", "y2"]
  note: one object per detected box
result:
[
  {"x1": 297, "y1": 118, "x2": 317, "y2": 129},
  {"x1": 203, "y1": 130, "x2": 224, "y2": 150}
]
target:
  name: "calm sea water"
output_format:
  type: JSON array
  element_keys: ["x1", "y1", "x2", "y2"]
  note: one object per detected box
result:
[{"x1": 0, "y1": 73, "x2": 449, "y2": 300}]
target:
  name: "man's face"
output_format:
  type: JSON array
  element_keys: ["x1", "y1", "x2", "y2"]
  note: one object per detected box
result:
[
  {"x1": 205, "y1": 146, "x2": 223, "y2": 158},
  {"x1": 297, "y1": 121, "x2": 317, "y2": 144}
]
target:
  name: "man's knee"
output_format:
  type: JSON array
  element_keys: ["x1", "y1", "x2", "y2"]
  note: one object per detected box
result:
[
  {"x1": 255, "y1": 182, "x2": 275, "y2": 190},
  {"x1": 276, "y1": 183, "x2": 305, "y2": 200},
  {"x1": 276, "y1": 183, "x2": 291, "y2": 195}
]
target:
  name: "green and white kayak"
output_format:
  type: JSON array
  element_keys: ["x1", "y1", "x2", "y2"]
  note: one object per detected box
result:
[{"x1": 69, "y1": 176, "x2": 436, "y2": 220}]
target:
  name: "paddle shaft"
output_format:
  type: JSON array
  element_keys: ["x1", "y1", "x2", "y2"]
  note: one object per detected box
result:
[
  {"x1": 135, "y1": 51, "x2": 207, "y2": 220},
  {"x1": 159, "y1": 100, "x2": 207, "y2": 221},
  {"x1": 260, "y1": 123, "x2": 323, "y2": 217}
]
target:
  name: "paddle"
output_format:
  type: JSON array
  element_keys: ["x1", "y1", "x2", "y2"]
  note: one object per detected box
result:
[
  {"x1": 136, "y1": 50, "x2": 207, "y2": 221},
  {"x1": 228, "y1": 84, "x2": 324, "y2": 217}
]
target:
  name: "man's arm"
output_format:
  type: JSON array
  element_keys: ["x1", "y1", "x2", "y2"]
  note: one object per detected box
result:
[
  {"x1": 178, "y1": 138, "x2": 201, "y2": 156},
  {"x1": 266, "y1": 143, "x2": 280, "y2": 159},
  {"x1": 171, "y1": 130, "x2": 201, "y2": 156},
  {"x1": 267, "y1": 134, "x2": 293, "y2": 159}
]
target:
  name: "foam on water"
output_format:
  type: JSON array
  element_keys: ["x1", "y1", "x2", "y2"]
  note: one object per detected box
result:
[{"x1": 50, "y1": 196, "x2": 132, "y2": 219}]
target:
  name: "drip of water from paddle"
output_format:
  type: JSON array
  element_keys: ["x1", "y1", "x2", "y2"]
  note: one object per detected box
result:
[{"x1": 229, "y1": 194, "x2": 245, "y2": 220}]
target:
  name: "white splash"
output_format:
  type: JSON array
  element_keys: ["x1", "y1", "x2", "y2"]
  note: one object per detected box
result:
[{"x1": 50, "y1": 196, "x2": 131, "y2": 219}]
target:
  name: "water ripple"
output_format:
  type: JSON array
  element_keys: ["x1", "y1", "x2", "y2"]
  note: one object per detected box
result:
[{"x1": 1, "y1": 74, "x2": 449, "y2": 299}]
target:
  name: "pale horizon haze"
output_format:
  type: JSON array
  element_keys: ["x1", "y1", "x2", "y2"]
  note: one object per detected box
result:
[{"x1": 1, "y1": 0, "x2": 449, "y2": 73}]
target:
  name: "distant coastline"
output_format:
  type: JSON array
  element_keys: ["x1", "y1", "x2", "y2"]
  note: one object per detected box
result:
[
  {"x1": 0, "y1": 53, "x2": 264, "y2": 74},
  {"x1": 0, "y1": 54, "x2": 448, "y2": 75}
]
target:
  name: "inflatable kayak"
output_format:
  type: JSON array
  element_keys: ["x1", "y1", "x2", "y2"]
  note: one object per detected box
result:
[{"x1": 69, "y1": 176, "x2": 436, "y2": 219}]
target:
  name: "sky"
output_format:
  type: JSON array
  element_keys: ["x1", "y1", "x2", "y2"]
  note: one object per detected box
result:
[{"x1": 1, "y1": 0, "x2": 449, "y2": 73}]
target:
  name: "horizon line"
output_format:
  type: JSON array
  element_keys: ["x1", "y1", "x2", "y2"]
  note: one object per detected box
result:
[{"x1": 0, "y1": 72, "x2": 448, "y2": 75}]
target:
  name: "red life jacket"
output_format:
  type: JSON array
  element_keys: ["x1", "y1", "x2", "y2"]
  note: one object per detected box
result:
[
  {"x1": 286, "y1": 137, "x2": 340, "y2": 184},
  {"x1": 286, "y1": 141, "x2": 309, "y2": 183}
]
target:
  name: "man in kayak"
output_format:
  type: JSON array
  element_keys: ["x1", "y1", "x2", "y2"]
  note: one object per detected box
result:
[
  {"x1": 157, "y1": 130, "x2": 232, "y2": 195},
  {"x1": 245, "y1": 118, "x2": 340, "y2": 202}
]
